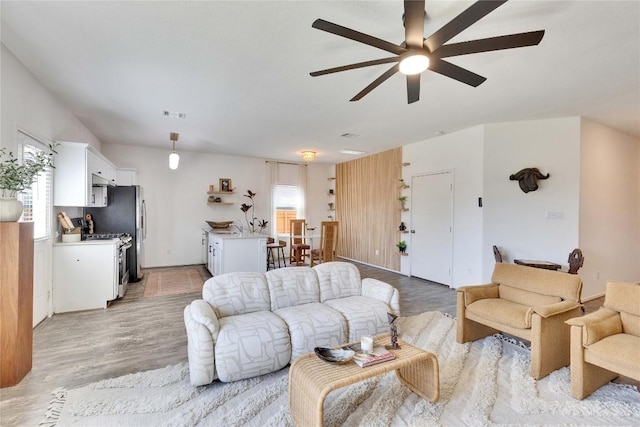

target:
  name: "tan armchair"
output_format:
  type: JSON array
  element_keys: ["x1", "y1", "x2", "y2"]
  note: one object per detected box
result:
[
  {"x1": 457, "y1": 263, "x2": 583, "y2": 379},
  {"x1": 565, "y1": 280, "x2": 640, "y2": 399}
]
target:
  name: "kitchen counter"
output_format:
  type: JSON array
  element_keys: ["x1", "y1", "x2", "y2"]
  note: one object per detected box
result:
[
  {"x1": 53, "y1": 238, "x2": 119, "y2": 246},
  {"x1": 204, "y1": 228, "x2": 267, "y2": 275},
  {"x1": 203, "y1": 228, "x2": 268, "y2": 240}
]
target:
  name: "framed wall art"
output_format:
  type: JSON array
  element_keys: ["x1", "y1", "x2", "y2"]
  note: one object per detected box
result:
[{"x1": 219, "y1": 178, "x2": 232, "y2": 192}]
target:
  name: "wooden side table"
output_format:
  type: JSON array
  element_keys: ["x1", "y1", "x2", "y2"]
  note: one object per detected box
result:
[
  {"x1": 0, "y1": 222, "x2": 34, "y2": 387},
  {"x1": 288, "y1": 335, "x2": 439, "y2": 427}
]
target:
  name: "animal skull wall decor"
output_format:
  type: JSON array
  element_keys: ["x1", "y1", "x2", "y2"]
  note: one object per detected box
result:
[{"x1": 509, "y1": 168, "x2": 550, "y2": 193}]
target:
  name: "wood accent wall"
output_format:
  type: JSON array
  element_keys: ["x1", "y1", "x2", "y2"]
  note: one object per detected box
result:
[{"x1": 336, "y1": 148, "x2": 401, "y2": 271}]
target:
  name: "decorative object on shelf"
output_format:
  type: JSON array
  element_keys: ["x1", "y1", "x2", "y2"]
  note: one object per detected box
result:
[
  {"x1": 301, "y1": 150, "x2": 316, "y2": 162},
  {"x1": 385, "y1": 312, "x2": 401, "y2": 350},
  {"x1": 509, "y1": 167, "x2": 550, "y2": 193},
  {"x1": 329, "y1": 189, "x2": 334, "y2": 194},
  {"x1": 399, "y1": 222, "x2": 406, "y2": 231},
  {"x1": 209, "y1": 184, "x2": 215, "y2": 192},
  {"x1": 396, "y1": 240, "x2": 407, "y2": 253},
  {"x1": 219, "y1": 178, "x2": 232, "y2": 192},
  {"x1": 168, "y1": 132, "x2": 179, "y2": 170},
  {"x1": 328, "y1": 202, "x2": 334, "y2": 210},
  {"x1": 398, "y1": 196, "x2": 408, "y2": 209},
  {"x1": 1, "y1": 143, "x2": 57, "y2": 222}
]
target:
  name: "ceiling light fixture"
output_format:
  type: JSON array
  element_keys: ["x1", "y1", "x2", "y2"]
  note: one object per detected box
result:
[
  {"x1": 399, "y1": 52, "x2": 430, "y2": 75},
  {"x1": 339, "y1": 149, "x2": 366, "y2": 155},
  {"x1": 169, "y1": 132, "x2": 180, "y2": 170},
  {"x1": 301, "y1": 151, "x2": 316, "y2": 162}
]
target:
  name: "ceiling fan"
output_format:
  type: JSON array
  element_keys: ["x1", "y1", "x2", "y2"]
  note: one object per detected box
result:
[{"x1": 310, "y1": 0, "x2": 545, "y2": 103}]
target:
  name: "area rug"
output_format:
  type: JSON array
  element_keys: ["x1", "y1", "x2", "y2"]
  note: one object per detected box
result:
[
  {"x1": 42, "y1": 311, "x2": 640, "y2": 426},
  {"x1": 142, "y1": 269, "x2": 204, "y2": 298}
]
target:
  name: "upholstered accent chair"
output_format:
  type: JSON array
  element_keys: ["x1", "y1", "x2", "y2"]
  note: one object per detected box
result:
[
  {"x1": 457, "y1": 262, "x2": 583, "y2": 379},
  {"x1": 565, "y1": 280, "x2": 640, "y2": 399}
]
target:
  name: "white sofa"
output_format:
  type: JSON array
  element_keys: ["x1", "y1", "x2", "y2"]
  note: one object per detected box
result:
[{"x1": 183, "y1": 262, "x2": 400, "y2": 386}]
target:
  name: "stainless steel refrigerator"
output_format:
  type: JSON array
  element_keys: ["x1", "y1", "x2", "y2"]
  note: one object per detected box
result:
[{"x1": 85, "y1": 185, "x2": 146, "y2": 282}]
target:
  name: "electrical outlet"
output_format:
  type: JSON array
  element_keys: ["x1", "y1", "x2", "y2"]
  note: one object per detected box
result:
[{"x1": 546, "y1": 211, "x2": 564, "y2": 220}]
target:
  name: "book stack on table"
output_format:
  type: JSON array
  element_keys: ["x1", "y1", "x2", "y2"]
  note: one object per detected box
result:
[{"x1": 344, "y1": 343, "x2": 395, "y2": 367}]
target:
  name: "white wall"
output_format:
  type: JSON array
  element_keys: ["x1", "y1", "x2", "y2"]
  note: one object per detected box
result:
[
  {"x1": 2, "y1": 44, "x2": 103, "y2": 323},
  {"x1": 102, "y1": 143, "x2": 332, "y2": 267},
  {"x1": 402, "y1": 126, "x2": 485, "y2": 288},
  {"x1": 1, "y1": 44, "x2": 101, "y2": 155},
  {"x1": 482, "y1": 117, "x2": 582, "y2": 281},
  {"x1": 579, "y1": 119, "x2": 640, "y2": 298}
]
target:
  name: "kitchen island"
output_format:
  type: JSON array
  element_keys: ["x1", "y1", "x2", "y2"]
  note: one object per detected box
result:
[{"x1": 204, "y1": 229, "x2": 267, "y2": 276}]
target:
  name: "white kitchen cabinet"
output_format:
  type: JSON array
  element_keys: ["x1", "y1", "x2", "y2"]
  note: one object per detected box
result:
[
  {"x1": 206, "y1": 232, "x2": 267, "y2": 276},
  {"x1": 91, "y1": 185, "x2": 108, "y2": 207},
  {"x1": 53, "y1": 241, "x2": 119, "y2": 313},
  {"x1": 116, "y1": 168, "x2": 137, "y2": 186},
  {"x1": 54, "y1": 142, "x2": 117, "y2": 207}
]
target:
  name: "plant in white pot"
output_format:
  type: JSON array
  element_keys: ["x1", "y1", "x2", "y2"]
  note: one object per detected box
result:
[{"x1": 0, "y1": 145, "x2": 57, "y2": 222}]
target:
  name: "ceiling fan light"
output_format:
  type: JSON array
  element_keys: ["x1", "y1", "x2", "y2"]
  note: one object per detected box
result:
[
  {"x1": 399, "y1": 54, "x2": 430, "y2": 75},
  {"x1": 301, "y1": 151, "x2": 316, "y2": 162}
]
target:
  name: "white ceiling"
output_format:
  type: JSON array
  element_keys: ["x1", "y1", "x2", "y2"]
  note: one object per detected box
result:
[{"x1": 2, "y1": 1, "x2": 639, "y2": 164}]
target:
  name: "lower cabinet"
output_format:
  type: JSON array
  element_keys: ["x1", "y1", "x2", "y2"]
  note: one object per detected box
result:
[
  {"x1": 206, "y1": 233, "x2": 267, "y2": 276},
  {"x1": 53, "y1": 242, "x2": 118, "y2": 313}
]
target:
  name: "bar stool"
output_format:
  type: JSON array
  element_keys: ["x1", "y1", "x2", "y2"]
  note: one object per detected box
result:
[{"x1": 267, "y1": 239, "x2": 287, "y2": 270}]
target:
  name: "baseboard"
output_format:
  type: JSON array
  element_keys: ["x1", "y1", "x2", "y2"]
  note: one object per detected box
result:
[{"x1": 337, "y1": 256, "x2": 404, "y2": 275}]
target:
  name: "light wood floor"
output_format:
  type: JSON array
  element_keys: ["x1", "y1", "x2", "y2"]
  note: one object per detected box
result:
[{"x1": 0, "y1": 261, "x2": 626, "y2": 427}]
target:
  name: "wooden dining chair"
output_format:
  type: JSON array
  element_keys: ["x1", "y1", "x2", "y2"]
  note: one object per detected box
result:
[
  {"x1": 310, "y1": 221, "x2": 339, "y2": 267},
  {"x1": 289, "y1": 219, "x2": 310, "y2": 266}
]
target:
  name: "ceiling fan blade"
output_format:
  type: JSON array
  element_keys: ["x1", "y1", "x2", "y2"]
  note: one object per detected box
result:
[
  {"x1": 310, "y1": 57, "x2": 399, "y2": 77},
  {"x1": 434, "y1": 30, "x2": 545, "y2": 58},
  {"x1": 404, "y1": 0, "x2": 426, "y2": 48},
  {"x1": 407, "y1": 74, "x2": 420, "y2": 103},
  {"x1": 350, "y1": 64, "x2": 400, "y2": 101},
  {"x1": 424, "y1": 0, "x2": 508, "y2": 52},
  {"x1": 429, "y1": 57, "x2": 486, "y2": 87},
  {"x1": 313, "y1": 19, "x2": 407, "y2": 55}
]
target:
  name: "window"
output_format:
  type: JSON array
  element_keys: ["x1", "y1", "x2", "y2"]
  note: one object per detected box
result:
[
  {"x1": 274, "y1": 184, "x2": 301, "y2": 234},
  {"x1": 17, "y1": 133, "x2": 54, "y2": 239}
]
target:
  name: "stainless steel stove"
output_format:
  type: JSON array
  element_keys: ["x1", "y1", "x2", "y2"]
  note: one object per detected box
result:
[{"x1": 84, "y1": 233, "x2": 133, "y2": 297}]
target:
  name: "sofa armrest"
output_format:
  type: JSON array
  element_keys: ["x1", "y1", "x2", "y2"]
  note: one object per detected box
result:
[
  {"x1": 188, "y1": 299, "x2": 220, "y2": 339},
  {"x1": 456, "y1": 283, "x2": 499, "y2": 306},
  {"x1": 184, "y1": 300, "x2": 220, "y2": 386},
  {"x1": 533, "y1": 300, "x2": 581, "y2": 318},
  {"x1": 362, "y1": 278, "x2": 400, "y2": 316},
  {"x1": 566, "y1": 307, "x2": 622, "y2": 346}
]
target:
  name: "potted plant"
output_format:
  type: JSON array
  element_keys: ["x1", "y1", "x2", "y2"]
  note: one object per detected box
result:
[
  {"x1": 396, "y1": 241, "x2": 407, "y2": 253},
  {"x1": 398, "y1": 196, "x2": 408, "y2": 209},
  {"x1": 0, "y1": 144, "x2": 57, "y2": 222},
  {"x1": 399, "y1": 222, "x2": 406, "y2": 231}
]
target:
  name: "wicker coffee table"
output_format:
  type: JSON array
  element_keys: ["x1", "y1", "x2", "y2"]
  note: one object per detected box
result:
[{"x1": 288, "y1": 335, "x2": 439, "y2": 427}]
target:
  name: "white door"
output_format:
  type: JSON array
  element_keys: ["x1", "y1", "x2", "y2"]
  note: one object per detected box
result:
[
  {"x1": 32, "y1": 239, "x2": 52, "y2": 326},
  {"x1": 410, "y1": 172, "x2": 453, "y2": 286}
]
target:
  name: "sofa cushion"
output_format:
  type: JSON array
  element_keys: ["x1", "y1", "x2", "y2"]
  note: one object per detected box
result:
[
  {"x1": 585, "y1": 333, "x2": 640, "y2": 379},
  {"x1": 274, "y1": 303, "x2": 347, "y2": 360},
  {"x1": 499, "y1": 284, "x2": 562, "y2": 307},
  {"x1": 491, "y1": 263, "x2": 582, "y2": 302},
  {"x1": 604, "y1": 281, "x2": 640, "y2": 317},
  {"x1": 466, "y1": 298, "x2": 533, "y2": 329},
  {"x1": 620, "y1": 312, "x2": 640, "y2": 337},
  {"x1": 324, "y1": 295, "x2": 390, "y2": 341},
  {"x1": 215, "y1": 311, "x2": 291, "y2": 382},
  {"x1": 265, "y1": 267, "x2": 320, "y2": 310},
  {"x1": 314, "y1": 262, "x2": 362, "y2": 302},
  {"x1": 203, "y1": 272, "x2": 271, "y2": 318}
]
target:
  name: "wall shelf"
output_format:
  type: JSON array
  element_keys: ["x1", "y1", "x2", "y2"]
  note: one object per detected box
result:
[
  {"x1": 397, "y1": 252, "x2": 409, "y2": 256},
  {"x1": 207, "y1": 190, "x2": 234, "y2": 205}
]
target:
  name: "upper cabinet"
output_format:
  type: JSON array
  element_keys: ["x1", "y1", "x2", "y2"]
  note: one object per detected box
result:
[{"x1": 53, "y1": 142, "x2": 117, "y2": 207}]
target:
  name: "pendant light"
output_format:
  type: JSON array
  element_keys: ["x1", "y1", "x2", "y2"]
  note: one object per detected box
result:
[{"x1": 169, "y1": 132, "x2": 179, "y2": 170}]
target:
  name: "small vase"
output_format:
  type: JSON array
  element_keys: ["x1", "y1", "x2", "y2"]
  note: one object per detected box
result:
[{"x1": 0, "y1": 196, "x2": 24, "y2": 222}]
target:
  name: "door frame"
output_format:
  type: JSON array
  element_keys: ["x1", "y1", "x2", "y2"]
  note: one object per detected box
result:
[{"x1": 409, "y1": 169, "x2": 455, "y2": 286}]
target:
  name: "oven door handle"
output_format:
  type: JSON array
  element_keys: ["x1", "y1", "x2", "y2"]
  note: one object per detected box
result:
[{"x1": 121, "y1": 243, "x2": 133, "y2": 250}]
